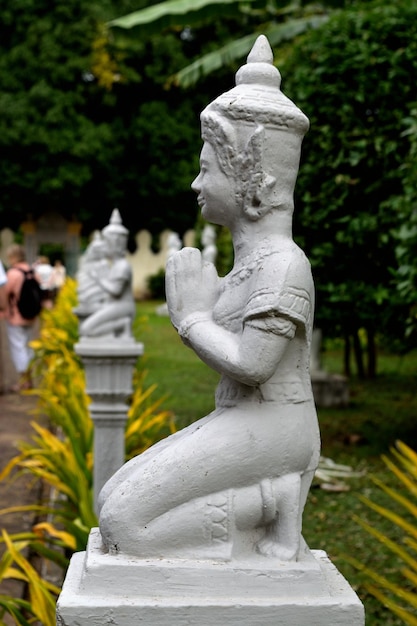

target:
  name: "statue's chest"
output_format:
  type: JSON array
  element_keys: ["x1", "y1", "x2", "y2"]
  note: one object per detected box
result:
[{"x1": 213, "y1": 267, "x2": 257, "y2": 333}]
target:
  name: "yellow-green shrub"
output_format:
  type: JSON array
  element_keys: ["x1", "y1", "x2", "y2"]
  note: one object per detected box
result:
[{"x1": 0, "y1": 278, "x2": 175, "y2": 625}]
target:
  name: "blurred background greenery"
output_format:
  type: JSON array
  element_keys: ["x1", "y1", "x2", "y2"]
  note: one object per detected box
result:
[{"x1": 1, "y1": 0, "x2": 416, "y2": 368}]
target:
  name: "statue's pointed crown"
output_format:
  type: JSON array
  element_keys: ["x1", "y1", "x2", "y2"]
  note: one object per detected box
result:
[
  {"x1": 102, "y1": 208, "x2": 129, "y2": 236},
  {"x1": 203, "y1": 34, "x2": 309, "y2": 135}
]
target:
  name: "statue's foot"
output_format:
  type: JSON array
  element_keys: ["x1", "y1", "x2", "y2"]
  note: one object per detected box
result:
[
  {"x1": 114, "y1": 316, "x2": 132, "y2": 338},
  {"x1": 254, "y1": 472, "x2": 302, "y2": 561},
  {"x1": 256, "y1": 536, "x2": 298, "y2": 561}
]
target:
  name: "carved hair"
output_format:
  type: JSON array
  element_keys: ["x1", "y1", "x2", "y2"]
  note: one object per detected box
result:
[{"x1": 201, "y1": 111, "x2": 276, "y2": 220}]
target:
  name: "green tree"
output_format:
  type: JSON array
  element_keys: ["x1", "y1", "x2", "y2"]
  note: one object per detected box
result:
[
  {"x1": 0, "y1": 0, "x2": 203, "y2": 238},
  {"x1": 0, "y1": 0, "x2": 346, "y2": 241},
  {"x1": 392, "y1": 105, "x2": 417, "y2": 343},
  {"x1": 281, "y1": 0, "x2": 417, "y2": 376},
  {"x1": 0, "y1": 1, "x2": 117, "y2": 232}
]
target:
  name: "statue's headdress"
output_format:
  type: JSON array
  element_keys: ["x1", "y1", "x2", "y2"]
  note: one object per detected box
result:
[
  {"x1": 102, "y1": 208, "x2": 129, "y2": 237},
  {"x1": 202, "y1": 35, "x2": 309, "y2": 137},
  {"x1": 200, "y1": 35, "x2": 309, "y2": 217}
]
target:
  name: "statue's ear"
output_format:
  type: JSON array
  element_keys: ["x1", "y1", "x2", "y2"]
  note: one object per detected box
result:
[{"x1": 244, "y1": 173, "x2": 276, "y2": 221}]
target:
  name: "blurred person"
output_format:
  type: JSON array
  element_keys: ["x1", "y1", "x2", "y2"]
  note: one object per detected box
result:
[
  {"x1": 50, "y1": 259, "x2": 66, "y2": 297},
  {"x1": 4, "y1": 244, "x2": 39, "y2": 391},
  {"x1": 34, "y1": 255, "x2": 54, "y2": 309},
  {"x1": 0, "y1": 259, "x2": 8, "y2": 393}
]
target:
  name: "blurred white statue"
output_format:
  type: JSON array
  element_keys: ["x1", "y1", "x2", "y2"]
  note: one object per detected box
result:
[
  {"x1": 78, "y1": 209, "x2": 136, "y2": 339},
  {"x1": 99, "y1": 36, "x2": 319, "y2": 562},
  {"x1": 201, "y1": 224, "x2": 217, "y2": 265},
  {"x1": 167, "y1": 232, "x2": 182, "y2": 258},
  {"x1": 75, "y1": 232, "x2": 110, "y2": 318},
  {"x1": 155, "y1": 232, "x2": 182, "y2": 316}
]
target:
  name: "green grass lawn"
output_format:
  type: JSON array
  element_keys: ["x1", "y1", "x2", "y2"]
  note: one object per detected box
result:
[
  {"x1": 134, "y1": 300, "x2": 417, "y2": 625},
  {"x1": 133, "y1": 300, "x2": 220, "y2": 429}
]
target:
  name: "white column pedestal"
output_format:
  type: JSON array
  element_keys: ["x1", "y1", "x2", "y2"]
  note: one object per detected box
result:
[
  {"x1": 74, "y1": 339, "x2": 144, "y2": 511},
  {"x1": 56, "y1": 528, "x2": 364, "y2": 625}
]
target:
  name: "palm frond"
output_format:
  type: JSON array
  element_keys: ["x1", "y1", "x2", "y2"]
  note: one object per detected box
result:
[
  {"x1": 109, "y1": 0, "x2": 259, "y2": 32},
  {"x1": 169, "y1": 15, "x2": 329, "y2": 87},
  {"x1": 351, "y1": 441, "x2": 417, "y2": 623}
]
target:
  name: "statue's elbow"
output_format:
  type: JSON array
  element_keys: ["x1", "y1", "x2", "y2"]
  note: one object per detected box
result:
[{"x1": 238, "y1": 364, "x2": 275, "y2": 387}]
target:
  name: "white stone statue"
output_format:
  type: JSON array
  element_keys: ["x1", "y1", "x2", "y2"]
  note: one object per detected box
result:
[
  {"x1": 167, "y1": 231, "x2": 182, "y2": 258},
  {"x1": 74, "y1": 232, "x2": 111, "y2": 318},
  {"x1": 201, "y1": 223, "x2": 217, "y2": 265},
  {"x1": 155, "y1": 232, "x2": 183, "y2": 316},
  {"x1": 78, "y1": 209, "x2": 136, "y2": 339},
  {"x1": 98, "y1": 35, "x2": 320, "y2": 562}
]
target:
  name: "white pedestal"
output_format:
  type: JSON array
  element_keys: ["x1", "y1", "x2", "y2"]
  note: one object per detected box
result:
[
  {"x1": 56, "y1": 528, "x2": 364, "y2": 625},
  {"x1": 74, "y1": 339, "x2": 144, "y2": 511}
]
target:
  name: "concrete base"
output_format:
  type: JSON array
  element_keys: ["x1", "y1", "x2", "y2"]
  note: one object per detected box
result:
[
  {"x1": 56, "y1": 528, "x2": 364, "y2": 625},
  {"x1": 312, "y1": 371, "x2": 350, "y2": 408}
]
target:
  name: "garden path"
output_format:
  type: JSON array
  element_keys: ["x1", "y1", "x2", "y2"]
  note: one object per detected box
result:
[{"x1": 0, "y1": 389, "x2": 46, "y2": 620}]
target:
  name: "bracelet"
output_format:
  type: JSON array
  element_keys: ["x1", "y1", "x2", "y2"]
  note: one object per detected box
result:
[{"x1": 178, "y1": 312, "x2": 211, "y2": 341}]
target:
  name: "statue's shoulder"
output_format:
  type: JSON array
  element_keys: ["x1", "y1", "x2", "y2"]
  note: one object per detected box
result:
[
  {"x1": 244, "y1": 239, "x2": 313, "y2": 326},
  {"x1": 112, "y1": 257, "x2": 132, "y2": 273},
  {"x1": 255, "y1": 238, "x2": 310, "y2": 277}
]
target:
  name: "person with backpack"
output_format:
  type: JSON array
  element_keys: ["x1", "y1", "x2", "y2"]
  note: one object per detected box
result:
[{"x1": 4, "y1": 244, "x2": 41, "y2": 391}]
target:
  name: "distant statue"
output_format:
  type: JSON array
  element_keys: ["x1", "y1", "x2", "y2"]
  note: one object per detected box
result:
[
  {"x1": 78, "y1": 209, "x2": 136, "y2": 339},
  {"x1": 167, "y1": 232, "x2": 182, "y2": 258},
  {"x1": 74, "y1": 232, "x2": 110, "y2": 318},
  {"x1": 310, "y1": 328, "x2": 323, "y2": 374},
  {"x1": 99, "y1": 36, "x2": 319, "y2": 562},
  {"x1": 155, "y1": 232, "x2": 182, "y2": 316},
  {"x1": 201, "y1": 224, "x2": 217, "y2": 265}
]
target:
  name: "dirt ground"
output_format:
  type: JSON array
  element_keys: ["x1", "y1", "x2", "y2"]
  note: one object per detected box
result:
[
  {"x1": 0, "y1": 318, "x2": 46, "y2": 613},
  {"x1": 0, "y1": 390, "x2": 45, "y2": 611}
]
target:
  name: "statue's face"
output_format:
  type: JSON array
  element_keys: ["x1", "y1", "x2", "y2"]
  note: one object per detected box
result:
[
  {"x1": 90, "y1": 245, "x2": 106, "y2": 261},
  {"x1": 191, "y1": 142, "x2": 237, "y2": 228},
  {"x1": 104, "y1": 233, "x2": 125, "y2": 258}
]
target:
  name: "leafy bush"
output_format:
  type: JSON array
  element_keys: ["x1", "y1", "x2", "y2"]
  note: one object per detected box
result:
[
  {"x1": 146, "y1": 268, "x2": 166, "y2": 299},
  {"x1": 283, "y1": 0, "x2": 417, "y2": 372}
]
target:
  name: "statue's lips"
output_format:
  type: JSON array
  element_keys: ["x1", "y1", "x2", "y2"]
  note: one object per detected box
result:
[{"x1": 197, "y1": 196, "x2": 205, "y2": 209}]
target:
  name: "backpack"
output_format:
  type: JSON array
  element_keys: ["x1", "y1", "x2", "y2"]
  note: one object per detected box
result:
[{"x1": 15, "y1": 268, "x2": 43, "y2": 320}]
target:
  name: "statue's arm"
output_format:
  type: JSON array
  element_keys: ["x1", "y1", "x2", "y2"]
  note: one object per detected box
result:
[
  {"x1": 166, "y1": 247, "x2": 297, "y2": 386},
  {"x1": 178, "y1": 316, "x2": 294, "y2": 386},
  {"x1": 91, "y1": 263, "x2": 130, "y2": 298}
]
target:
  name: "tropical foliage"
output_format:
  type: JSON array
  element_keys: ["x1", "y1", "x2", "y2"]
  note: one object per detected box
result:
[
  {"x1": 0, "y1": 279, "x2": 174, "y2": 625},
  {"x1": 348, "y1": 441, "x2": 417, "y2": 625},
  {"x1": 0, "y1": 529, "x2": 60, "y2": 626},
  {"x1": 107, "y1": 0, "x2": 332, "y2": 88}
]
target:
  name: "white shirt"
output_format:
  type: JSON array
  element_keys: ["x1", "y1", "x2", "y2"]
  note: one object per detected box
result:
[
  {"x1": 0, "y1": 260, "x2": 7, "y2": 286},
  {"x1": 35, "y1": 263, "x2": 53, "y2": 290}
]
